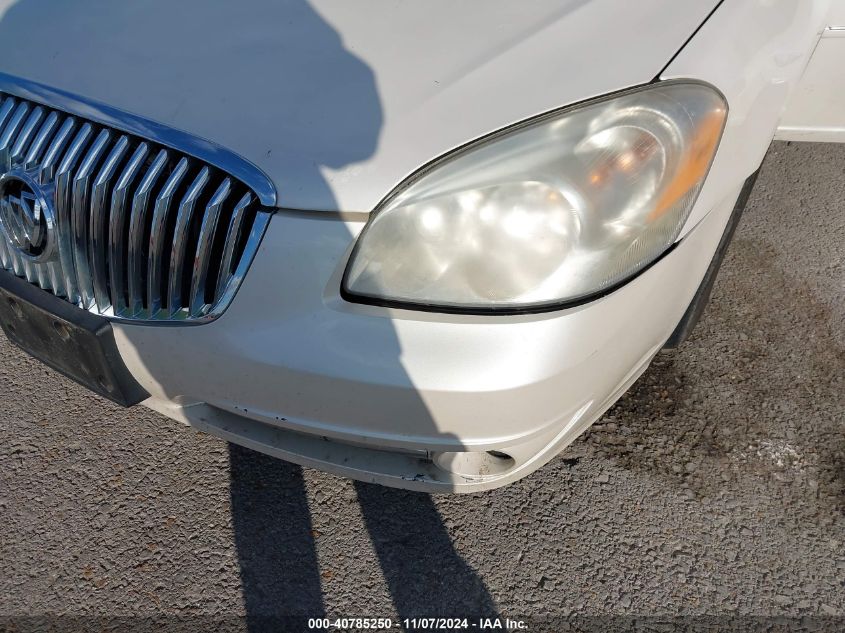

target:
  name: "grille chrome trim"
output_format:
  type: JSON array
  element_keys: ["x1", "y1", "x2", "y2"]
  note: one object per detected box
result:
[
  {"x1": 168, "y1": 166, "x2": 210, "y2": 317},
  {"x1": 217, "y1": 191, "x2": 253, "y2": 299},
  {"x1": 91, "y1": 135, "x2": 130, "y2": 312},
  {"x1": 72, "y1": 127, "x2": 112, "y2": 309},
  {"x1": 24, "y1": 110, "x2": 59, "y2": 170},
  {"x1": 0, "y1": 102, "x2": 31, "y2": 171},
  {"x1": 11, "y1": 107, "x2": 44, "y2": 166},
  {"x1": 127, "y1": 148, "x2": 168, "y2": 316},
  {"x1": 190, "y1": 178, "x2": 231, "y2": 317},
  {"x1": 0, "y1": 78, "x2": 275, "y2": 324},
  {"x1": 148, "y1": 156, "x2": 189, "y2": 316},
  {"x1": 108, "y1": 142, "x2": 148, "y2": 317},
  {"x1": 55, "y1": 122, "x2": 93, "y2": 302}
]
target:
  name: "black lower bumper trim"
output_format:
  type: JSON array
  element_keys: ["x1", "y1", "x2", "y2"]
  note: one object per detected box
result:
[
  {"x1": 663, "y1": 170, "x2": 760, "y2": 349},
  {"x1": 0, "y1": 271, "x2": 149, "y2": 407}
]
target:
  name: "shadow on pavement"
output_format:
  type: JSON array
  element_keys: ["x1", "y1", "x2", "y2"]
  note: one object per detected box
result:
[
  {"x1": 355, "y1": 482, "x2": 500, "y2": 619},
  {"x1": 229, "y1": 447, "x2": 325, "y2": 629}
]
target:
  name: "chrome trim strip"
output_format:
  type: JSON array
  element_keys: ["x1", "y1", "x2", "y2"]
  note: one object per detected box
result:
[
  {"x1": 168, "y1": 166, "x2": 209, "y2": 317},
  {"x1": 90, "y1": 135, "x2": 129, "y2": 312},
  {"x1": 0, "y1": 102, "x2": 35, "y2": 281},
  {"x1": 0, "y1": 98, "x2": 16, "y2": 139},
  {"x1": 39, "y1": 116, "x2": 76, "y2": 295},
  {"x1": 216, "y1": 191, "x2": 252, "y2": 298},
  {"x1": 39, "y1": 116, "x2": 75, "y2": 183},
  {"x1": 0, "y1": 228, "x2": 9, "y2": 269},
  {"x1": 108, "y1": 142, "x2": 149, "y2": 316},
  {"x1": 0, "y1": 100, "x2": 20, "y2": 277},
  {"x1": 0, "y1": 72, "x2": 277, "y2": 206},
  {"x1": 54, "y1": 122, "x2": 93, "y2": 303},
  {"x1": 127, "y1": 148, "x2": 168, "y2": 316},
  {"x1": 147, "y1": 156, "x2": 189, "y2": 315},
  {"x1": 189, "y1": 177, "x2": 231, "y2": 317},
  {"x1": 0, "y1": 102, "x2": 30, "y2": 172},
  {"x1": 10, "y1": 106, "x2": 44, "y2": 166},
  {"x1": 71, "y1": 127, "x2": 111, "y2": 308},
  {"x1": 24, "y1": 110, "x2": 59, "y2": 170},
  {"x1": 214, "y1": 209, "x2": 271, "y2": 316}
]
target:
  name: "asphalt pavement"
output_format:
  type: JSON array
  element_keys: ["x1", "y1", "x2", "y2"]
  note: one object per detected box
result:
[{"x1": 1, "y1": 142, "x2": 843, "y2": 631}]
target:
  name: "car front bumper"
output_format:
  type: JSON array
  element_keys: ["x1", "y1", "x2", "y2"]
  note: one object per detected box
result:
[{"x1": 107, "y1": 178, "x2": 746, "y2": 493}]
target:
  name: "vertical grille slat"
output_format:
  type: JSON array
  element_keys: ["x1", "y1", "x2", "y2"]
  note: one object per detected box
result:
[
  {"x1": 1, "y1": 230, "x2": 24, "y2": 282},
  {"x1": 39, "y1": 117, "x2": 76, "y2": 296},
  {"x1": 216, "y1": 191, "x2": 253, "y2": 298},
  {"x1": 71, "y1": 128, "x2": 112, "y2": 309},
  {"x1": 39, "y1": 116, "x2": 76, "y2": 296},
  {"x1": 0, "y1": 98, "x2": 17, "y2": 135},
  {"x1": 11, "y1": 107, "x2": 50, "y2": 287},
  {"x1": 147, "y1": 157, "x2": 189, "y2": 315},
  {"x1": 189, "y1": 177, "x2": 231, "y2": 317},
  {"x1": 0, "y1": 101, "x2": 31, "y2": 280},
  {"x1": 0, "y1": 231, "x2": 9, "y2": 269},
  {"x1": 0, "y1": 99, "x2": 16, "y2": 285},
  {"x1": 0, "y1": 213, "x2": 15, "y2": 271},
  {"x1": 127, "y1": 149, "x2": 168, "y2": 316},
  {"x1": 90, "y1": 135, "x2": 130, "y2": 313},
  {"x1": 212, "y1": 209, "x2": 271, "y2": 315},
  {"x1": 4, "y1": 228, "x2": 24, "y2": 278},
  {"x1": 54, "y1": 123, "x2": 93, "y2": 304},
  {"x1": 168, "y1": 166, "x2": 210, "y2": 317},
  {"x1": 0, "y1": 92, "x2": 270, "y2": 323},
  {"x1": 0, "y1": 102, "x2": 30, "y2": 171},
  {"x1": 108, "y1": 142, "x2": 149, "y2": 316},
  {"x1": 39, "y1": 117, "x2": 76, "y2": 184},
  {"x1": 10, "y1": 106, "x2": 45, "y2": 167},
  {"x1": 24, "y1": 111, "x2": 60, "y2": 171}
]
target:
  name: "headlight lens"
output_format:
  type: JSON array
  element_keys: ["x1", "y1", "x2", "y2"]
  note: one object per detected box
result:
[{"x1": 344, "y1": 82, "x2": 727, "y2": 311}]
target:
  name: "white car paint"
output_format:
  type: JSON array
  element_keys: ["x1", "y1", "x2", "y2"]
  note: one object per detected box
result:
[
  {"x1": 0, "y1": 0, "x2": 719, "y2": 212},
  {"x1": 0, "y1": 0, "x2": 838, "y2": 491},
  {"x1": 667, "y1": 0, "x2": 832, "y2": 236}
]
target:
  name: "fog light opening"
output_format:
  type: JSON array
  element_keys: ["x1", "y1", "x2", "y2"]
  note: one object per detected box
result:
[{"x1": 432, "y1": 450, "x2": 516, "y2": 478}]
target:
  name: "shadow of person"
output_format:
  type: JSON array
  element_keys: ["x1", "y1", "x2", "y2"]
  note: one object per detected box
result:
[
  {"x1": 355, "y1": 482, "x2": 500, "y2": 620},
  {"x1": 229, "y1": 445, "x2": 325, "y2": 630},
  {"x1": 0, "y1": 0, "x2": 501, "y2": 625}
]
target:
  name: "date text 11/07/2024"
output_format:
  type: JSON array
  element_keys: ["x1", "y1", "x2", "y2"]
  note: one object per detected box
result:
[{"x1": 307, "y1": 617, "x2": 530, "y2": 630}]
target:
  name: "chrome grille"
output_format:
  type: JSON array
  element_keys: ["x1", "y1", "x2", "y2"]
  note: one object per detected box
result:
[{"x1": 0, "y1": 92, "x2": 271, "y2": 322}]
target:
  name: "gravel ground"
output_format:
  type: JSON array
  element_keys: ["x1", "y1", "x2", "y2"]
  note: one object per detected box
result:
[{"x1": 0, "y1": 142, "x2": 843, "y2": 631}]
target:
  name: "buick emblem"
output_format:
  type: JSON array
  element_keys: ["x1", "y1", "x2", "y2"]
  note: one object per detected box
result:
[{"x1": 0, "y1": 170, "x2": 56, "y2": 263}]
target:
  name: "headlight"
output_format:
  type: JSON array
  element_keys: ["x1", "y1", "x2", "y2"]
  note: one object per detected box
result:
[{"x1": 343, "y1": 81, "x2": 727, "y2": 312}]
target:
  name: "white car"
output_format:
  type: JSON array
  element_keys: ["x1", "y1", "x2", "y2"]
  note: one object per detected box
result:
[{"x1": 0, "y1": 1, "x2": 840, "y2": 492}]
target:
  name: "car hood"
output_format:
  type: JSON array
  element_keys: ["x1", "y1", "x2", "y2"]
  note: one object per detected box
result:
[{"x1": 0, "y1": 0, "x2": 717, "y2": 212}]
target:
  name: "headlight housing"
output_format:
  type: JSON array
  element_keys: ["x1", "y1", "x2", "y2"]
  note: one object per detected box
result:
[{"x1": 343, "y1": 81, "x2": 727, "y2": 312}]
